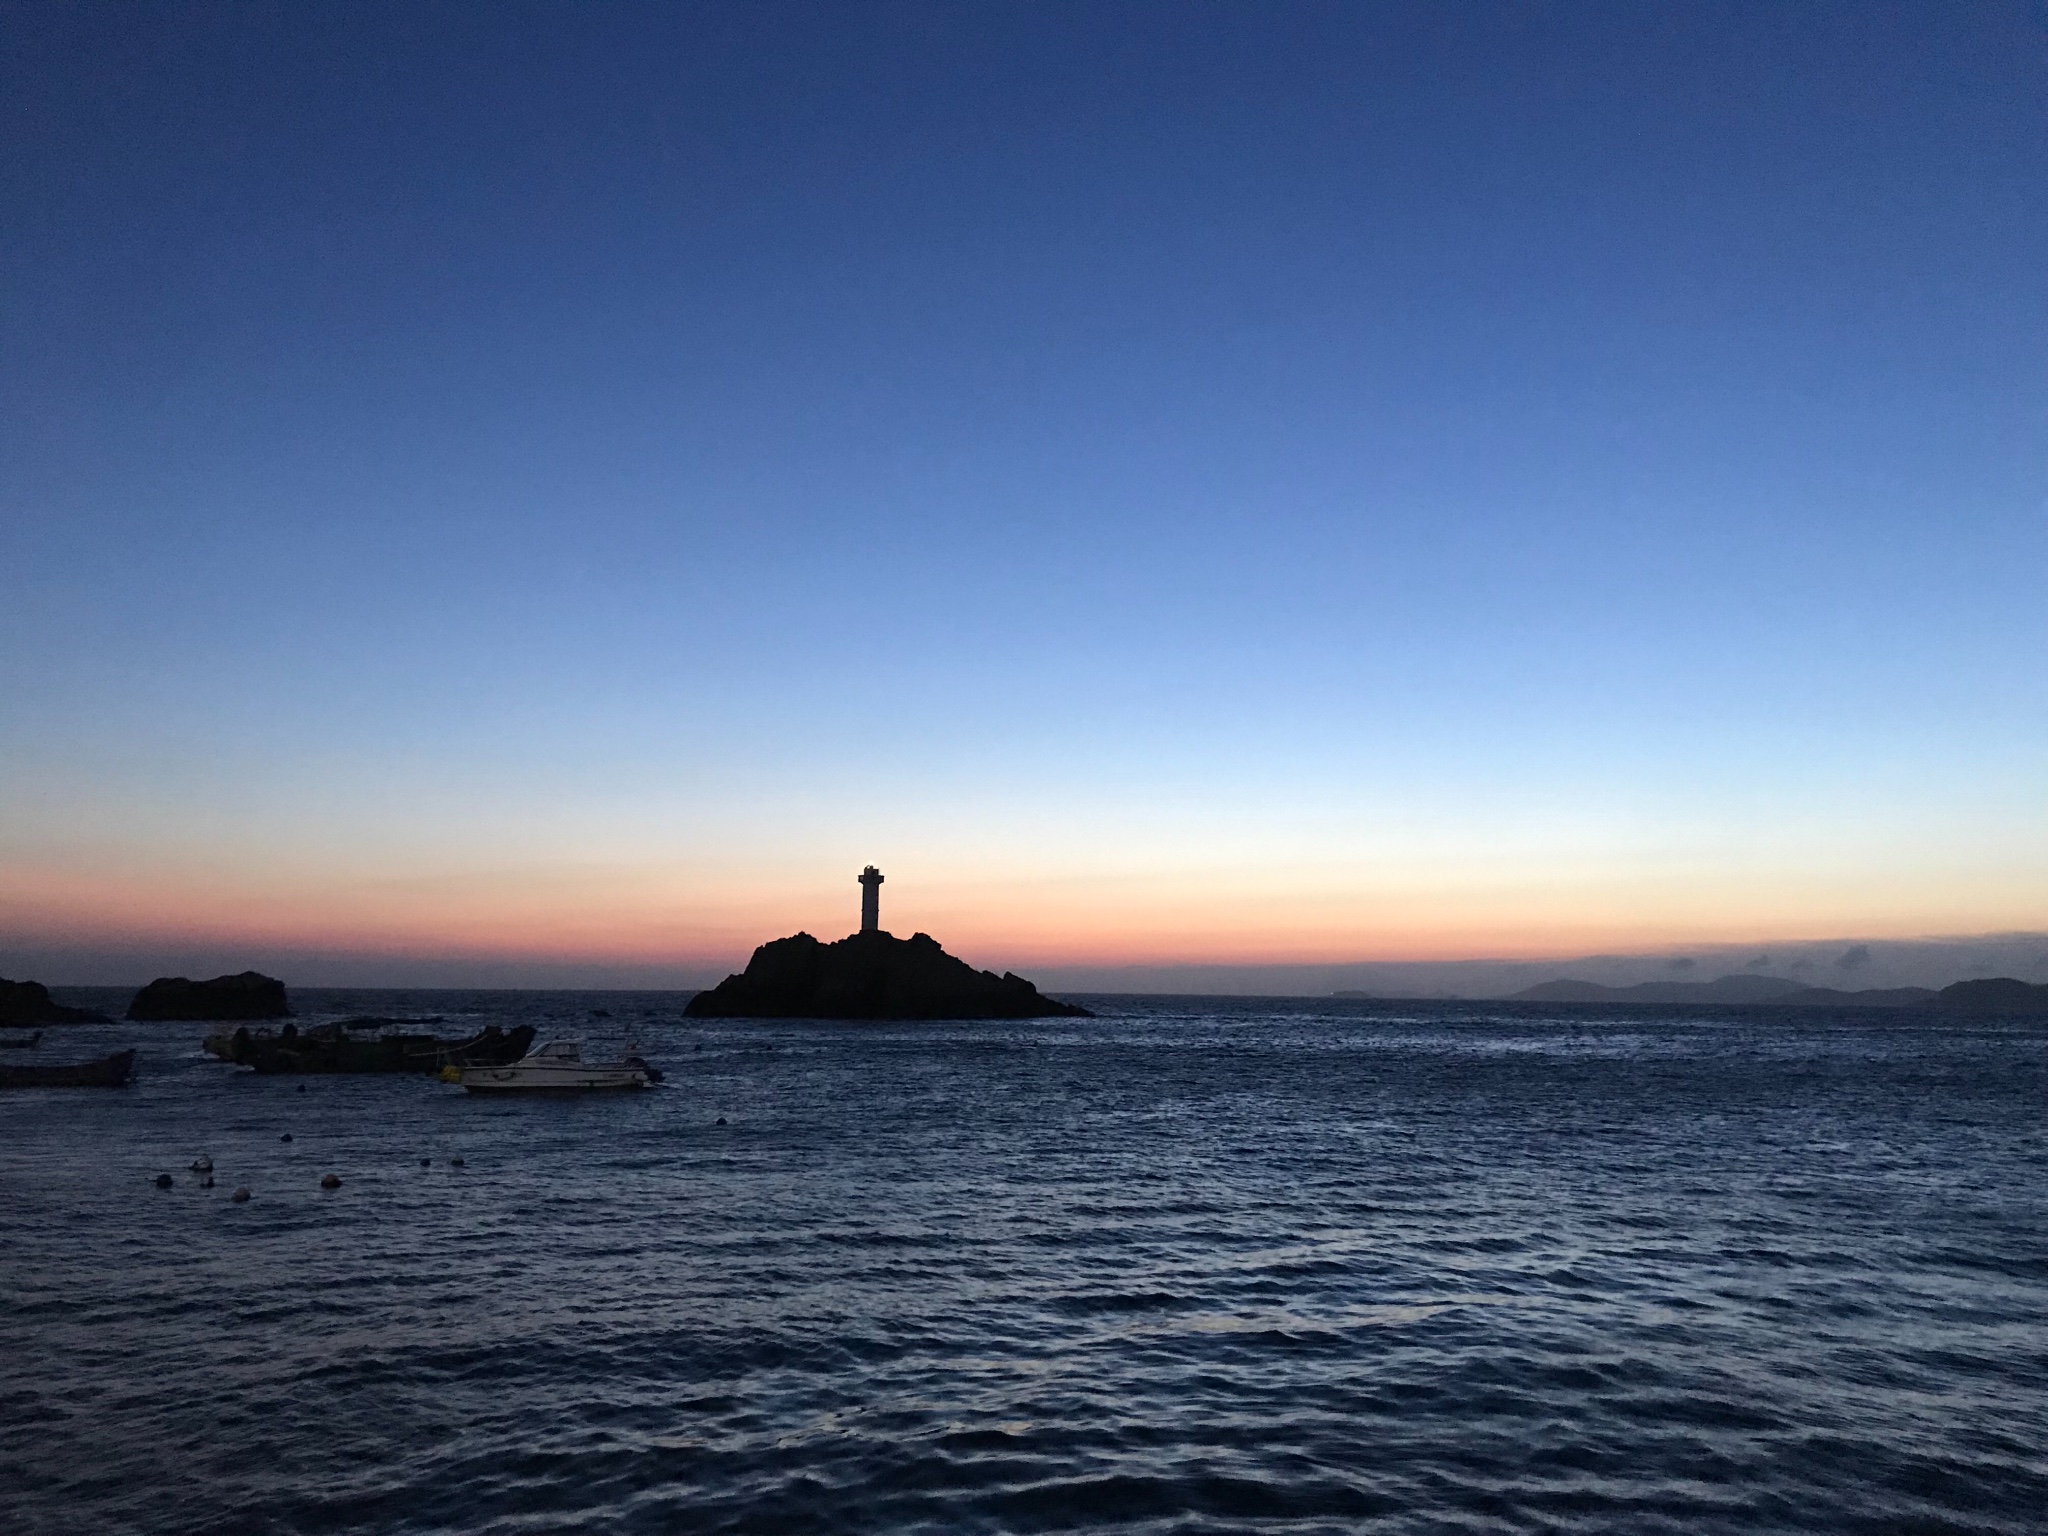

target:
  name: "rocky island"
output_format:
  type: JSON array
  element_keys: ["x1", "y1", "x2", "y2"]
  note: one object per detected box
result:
[
  {"x1": 687, "y1": 867, "x2": 1088, "y2": 1020},
  {"x1": 0, "y1": 976, "x2": 110, "y2": 1025},
  {"x1": 127, "y1": 971, "x2": 290, "y2": 1021},
  {"x1": 686, "y1": 928, "x2": 1091, "y2": 1019}
]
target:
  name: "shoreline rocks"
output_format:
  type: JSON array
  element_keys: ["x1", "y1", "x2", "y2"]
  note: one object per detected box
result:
[{"x1": 0, "y1": 977, "x2": 111, "y2": 1025}]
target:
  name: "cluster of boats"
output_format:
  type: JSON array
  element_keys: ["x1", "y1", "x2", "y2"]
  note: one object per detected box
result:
[
  {"x1": 203, "y1": 1018, "x2": 539, "y2": 1075},
  {"x1": 0, "y1": 1019, "x2": 663, "y2": 1094}
]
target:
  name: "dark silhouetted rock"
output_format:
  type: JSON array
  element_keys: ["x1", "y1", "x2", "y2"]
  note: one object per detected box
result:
[
  {"x1": 1936, "y1": 977, "x2": 2048, "y2": 1015},
  {"x1": 0, "y1": 977, "x2": 110, "y2": 1024},
  {"x1": 685, "y1": 929, "x2": 1092, "y2": 1020},
  {"x1": 126, "y1": 971, "x2": 289, "y2": 1021}
]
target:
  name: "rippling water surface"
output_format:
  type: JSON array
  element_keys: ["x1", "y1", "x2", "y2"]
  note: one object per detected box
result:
[{"x1": 3, "y1": 992, "x2": 2043, "y2": 1534}]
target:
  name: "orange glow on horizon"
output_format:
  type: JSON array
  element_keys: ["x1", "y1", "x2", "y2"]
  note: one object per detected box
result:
[{"x1": 4, "y1": 851, "x2": 2040, "y2": 975}]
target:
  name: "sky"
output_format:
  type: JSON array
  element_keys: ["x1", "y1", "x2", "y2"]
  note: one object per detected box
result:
[{"x1": 3, "y1": 2, "x2": 2044, "y2": 987}]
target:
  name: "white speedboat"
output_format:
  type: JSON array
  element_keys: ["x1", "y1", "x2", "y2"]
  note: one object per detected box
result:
[{"x1": 458, "y1": 1040, "x2": 657, "y2": 1093}]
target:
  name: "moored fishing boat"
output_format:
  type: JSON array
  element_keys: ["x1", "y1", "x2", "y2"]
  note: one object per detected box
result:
[
  {"x1": 457, "y1": 1040, "x2": 658, "y2": 1093},
  {"x1": 0, "y1": 1049, "x2": 136, "y2": 1088},
  {"x1": 203, "y1": 1021, "x2": 536, "y2": 1074}
]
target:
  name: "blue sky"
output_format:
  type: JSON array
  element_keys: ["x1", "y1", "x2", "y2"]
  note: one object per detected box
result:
[{"x1": 2, "y1": 2, "x2": 2042, "y2": 982}]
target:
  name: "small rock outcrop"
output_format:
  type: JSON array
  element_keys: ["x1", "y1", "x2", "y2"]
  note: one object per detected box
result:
[
  {"x1": 684, "y1": 929, "x2": 1091, "y2": 1020},
  {"x1": 127, "y1": 971, "x2": 290, "y2": 1021},
  {"x1": 0, "y1": 977, "x2": 110, "y2": 1024}
]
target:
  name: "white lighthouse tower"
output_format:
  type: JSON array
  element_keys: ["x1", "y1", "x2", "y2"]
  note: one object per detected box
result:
[{"x1": 858, "y1": 865, "x2": 884, "y2": 934}]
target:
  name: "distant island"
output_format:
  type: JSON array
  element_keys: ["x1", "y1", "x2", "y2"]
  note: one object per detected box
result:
[{"x1": 1500, "y1": 974, "x2": 2048, "y2": 1013}]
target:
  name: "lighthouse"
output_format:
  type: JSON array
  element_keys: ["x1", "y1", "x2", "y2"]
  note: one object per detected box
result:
[{"x1": 858, "y1": 865, "x2": 884, "y2": 934}]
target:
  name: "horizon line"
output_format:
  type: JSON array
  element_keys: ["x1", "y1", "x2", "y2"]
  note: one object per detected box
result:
[{"x1": 11, "y1": 926, "x2": 2045, "y2": 994}]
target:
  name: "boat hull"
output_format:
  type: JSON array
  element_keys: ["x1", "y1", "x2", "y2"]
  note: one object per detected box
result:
[
  {"x1": 459, "y1": 1063, "x2": 649, "y2": 1093},
  {"x1": 0, "y1": 1049, "x2": 136, "y2": 1088}
]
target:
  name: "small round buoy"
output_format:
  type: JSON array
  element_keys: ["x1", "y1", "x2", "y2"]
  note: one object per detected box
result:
[
  {"x1": 190, "y1": 1156, "x2": 213, "y2": 1173},
  {"x1": 296, "y1": 1084, "x2": 307, "y2": 1093},
  {"x1": 280, "y1": 1133, "x2": 293, "y2": 1143},
  {"x1": 419, "y1": 1157, "x2": 430, "y2": 1167},
  {"x1": 154, "y1": 1173, "x2": 173, "y2": 1189},
  {"x1": 450, "y1": 1157, "x2": 465, "y2": 1167},
  {"x1": 716, "y1": 1116, "x2": 727, "y2": 1126},
  {"x1": 320, "y1": 1173, "x2": 342, "y2": 1190},
  {"x1": 231, "y1": 1187, "x2": 251, "y2": 1203}
]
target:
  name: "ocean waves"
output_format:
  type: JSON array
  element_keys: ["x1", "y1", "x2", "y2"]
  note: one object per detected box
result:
[{"x1": 2, "y1": 997, "x2": 2043, "y2": 1533}]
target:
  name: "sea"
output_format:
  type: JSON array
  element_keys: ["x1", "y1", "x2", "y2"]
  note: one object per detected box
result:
[{"x1": 2, "y1": 990, "x2": 2043, "y2": 1536}]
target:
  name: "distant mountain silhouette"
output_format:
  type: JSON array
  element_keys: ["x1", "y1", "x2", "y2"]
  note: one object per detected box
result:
[
  {"x1": 1782, "y1": 986, "x2": 1943, "y2": 1007},
  {"x1": 1935, "y1": 978, "x2": 2048, "y2": 1015},
  {"x1": 1512, "y1": 974, "x2": 1815, "y2": 1004},
  {"x1": 1508, "y1": 974, "x2": 1942, "y2": 1007},
  {"x1": 684, "y1": 929, "x2": 1092, "y2": 1020},
  {"x1": 1331, "y1": 990, "x2": 1463, "y2": 1000}
]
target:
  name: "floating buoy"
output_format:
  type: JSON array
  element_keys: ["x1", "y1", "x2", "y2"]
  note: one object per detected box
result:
[
  {"x1": 153, "y1": 1173, "x2": 173, "y2": 1189},
  {"x1": 450, "y1": 1157, "x2": 465, "y2": 1167},
  {"x1": 231, "y1": 1187, "x2": 251, "y2": 1203},
  {"x1": 296, "y1": 1084, "x2": 306, "y2": 1093},
  {"x1": 320, "y1": 1173, "x2": 342, "y2": 1190},
  {"x1": 438, "y1": 1065, "x2": 461, "y2": 1084},
  {"x1": 716, "y1": 1116, "x2": 727, "y2": 1126},
  {"x1": 419, "y1": 1157, "x2": 430, "y2": 1167},
  {"x1": 280, "y1": 1133, "x2": 293, "y2": 1143},
  {"x1": 190, "y1": 1156, "x2": 213, "y2": 1173}
]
